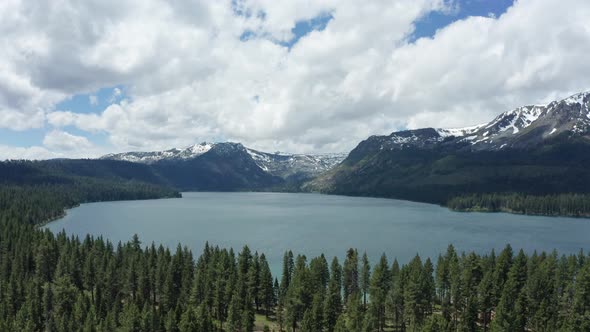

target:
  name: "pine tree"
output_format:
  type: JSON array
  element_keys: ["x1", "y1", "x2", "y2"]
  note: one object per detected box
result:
[
  {"x1": 300, "y1": 309, "x2": 315, "y2": 332},
  {"x1": 286, "y1": 255, "x2": 310, "y2": 332},
  {"x1": 333, "y1": 314, "x2": 347, "y2": 332},
  {"x1": 403, "y1": 254, "x2": 424, "y2": 332},
  {"x1": 478, "y1": 269, "x2": 495, "y2": 332},
  {"x1": 568, "y1": 262, "x2": 590, "y2": 330},
  {"x1": 165, "y1": 309, "x2": 177, "y2": 332},
  {"x1": 387, "y1": 259, "x2": 404, "y2": 331},
  {"x1": 280, "y1": 251, "x2": 294, "y2": 301},
  {"x1": 422, "y1": 258, "x2": 435, "y2": 316},
  {"x1": 360, "y1": 252, "x2": 371, "y2": 310},
  {"x1": 120, "y1": 301, "x2": 141, "y2": 332},
  {"x1": 240, "y1": 296, "x2": 255, "y2": 332},
  {"x1": 179, "y1": 307, "x2": 197, "y2": 332},
  {"x1": 259, "y1": 254, "x2": 274, "y2": 317},
  {"x1": 196, "y1": 304, "x2": 214, "y2": 332},
  {"x1": 343, "y1": 248, "x2": 359, "y2": 304},
  {"x1": 311, "y1": 293, "x2": 324, "y2": 332},
  {"x1": 309, "y1": 254, "x2": 330, "y2": 296},
  {"x1": 248, "y1": 252, "x2": 261, "y2": 312},
  {"x1": 460, "y1": 253, "x2": 482, "y2": 332},
  {"x1": 370, "y1": 253, "x2": 390, "y2": 332},
  {"x1": 492, "y1": 249, "x2": 528, "y2": 332},
  {"x1": 227, "y1": 293, "x2": 242, "y2": 332},
  {"x1": 346, "y1": 292, "x2": 364, "y2": 331},
  {"x1": 324, "y1": 257, "x2": 342, "y2": 332}
]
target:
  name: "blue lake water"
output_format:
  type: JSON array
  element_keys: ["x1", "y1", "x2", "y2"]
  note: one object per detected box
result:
[{"x1": 45, "y1": 192, "x2": 590, "y2": 274}]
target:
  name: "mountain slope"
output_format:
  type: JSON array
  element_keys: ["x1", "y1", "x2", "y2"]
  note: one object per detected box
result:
[
  {"x1": 148, "y1": 143, "x2": 283, "y2": 191},
  {"x1": 246, "y1": 149, "x2": 346, "y2": 181},
  {"x1": 305, "y1": 91, "x2": 590, "y2": 205},
  {"x1": 102, "y1": 142, "x2": 346, "y2": 189},
  {"x1": 102, "y1": 143, "x2": 214, "y2": 164},
  {"x1": 0, "y1": 159, "x2": 173, "y2": 187},
  {"x1": 0, "y1": 159, "x2": 181, "y2": 210}
]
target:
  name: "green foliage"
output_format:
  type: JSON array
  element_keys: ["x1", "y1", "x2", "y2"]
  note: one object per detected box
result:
[
  {"x1": 2, "y1": 181, "x2": 590, "y2": 331},
  {"x1": 448, "y1": 192, "x2": 590, "y2": 217},
  {"x1": 306, "y1": 140, "x2": 590, "y2": 217}
]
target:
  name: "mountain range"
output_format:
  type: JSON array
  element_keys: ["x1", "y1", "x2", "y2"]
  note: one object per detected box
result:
[
  {"x1": 101, "y1": 142, "x2": 346, "y2": 190},
  {"x1": 96, "y1": 91, "x2": 590, "y2": 203},
  {"x1": 4, "y1": 91, "x2": 589, "y2": 213},
  {"x1": 305, "y1": 91, "x2": 590, "y2": 205},
  {"x1": 364, "y1": 91, "x2": 590, "y2": 153}
]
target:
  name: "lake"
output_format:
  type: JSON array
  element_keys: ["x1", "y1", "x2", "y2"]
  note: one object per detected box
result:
[{"x1": 45, "y1": 192, "x2": 590, "y2": 274}]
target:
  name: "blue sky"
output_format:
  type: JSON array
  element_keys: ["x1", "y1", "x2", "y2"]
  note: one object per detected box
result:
[
  {"x1": 1, "y1": 0, "x2": 516, "y2": 153},
  {"x1": 413, "y1": 0, "x2": 515, "y2": 41},
  {"x1": 16, "y1": 0, "x2": 590, "y2": 159},
  {"x1": 3, "y1": 86, "x2": 125, "y2": 148}
]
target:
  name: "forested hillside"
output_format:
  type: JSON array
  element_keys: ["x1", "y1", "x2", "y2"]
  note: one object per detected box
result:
[
  {"x1": 2, "y1": 180, "x2": 590, "y2": 331},
  {"x1": 305, "y1": 92, "x2": 590, "y2": 217},
  {"x1": 0, "y1": 155, "x2": 282, "y2": 193},
  {"x1": 306, "y1": 137, "x2": 590, "y2": 217},
  {"x1": 0, "y1": 160, "x2": 173, "y2": 187}
]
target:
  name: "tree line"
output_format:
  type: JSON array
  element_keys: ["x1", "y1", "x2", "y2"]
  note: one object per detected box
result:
[
  {"x1": 447, "y1": 193, "x2": 590, "y2": 217},
  {"x1": 1, "y1": 183, "x2": 590, "y2": 331}
]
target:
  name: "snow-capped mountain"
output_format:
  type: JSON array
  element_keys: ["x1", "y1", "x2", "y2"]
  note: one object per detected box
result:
[
  {"x1": 246, "y1": 149, "x2": 347, "y2": 180},
  {"x1": 306, "y1": 91, "x2": 590, "y2": 205},
  {"x1": 101, "y1": 143, "x2": 214, "y2": 164},
  {"x1": 374, "y1": 91, "x2": 590, "y2": 151},
  {"x1": 101, "y1": 142, "x2": 346, "y2": 180}
]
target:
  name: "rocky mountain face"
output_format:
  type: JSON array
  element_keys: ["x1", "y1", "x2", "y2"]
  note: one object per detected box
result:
[
  {"x1": 357, "y1": 91, "x2": 590, "y2": 153},
  {"x1": 102, "y1": 143, "x2": 214, "y2": 164},
  {"x1": 305, "y1": 91, "x2": 590, "y2": 203},
  {"x1": 146, "y1": 143, "x2": 283, "y2": 191},
  {"x1": 246, "y1": 149, "x2": 346, "y2": 181},
  {"x1": 102, "y1": 142, "x2": 346, "y2": 190}
]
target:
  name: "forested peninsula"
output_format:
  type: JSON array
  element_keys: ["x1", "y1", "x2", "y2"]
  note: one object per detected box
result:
[{"x1": 447, "y1": 193, "x2": 590, "y2": 218}]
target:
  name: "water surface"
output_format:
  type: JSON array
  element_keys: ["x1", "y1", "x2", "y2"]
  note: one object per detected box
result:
[{"x1": 46, "y1": 192, "x2": 590, "y2": 273}]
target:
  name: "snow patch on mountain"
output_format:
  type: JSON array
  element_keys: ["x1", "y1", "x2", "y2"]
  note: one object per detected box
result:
[
  {"x1": 102, "y1": 142, "x2": 213, "y2": 164},
  {"x1": 101, "y1": 142, "x2": 346, "y2": 180},
  {"x1": 564, "y1": 91, "x2": 589, "y2": 106},
  {"x1": 436, "y1": 124, "x2": 485, "y2": 138},
  {"x1": 375, "y1": 90, "x2": 590, "y2": 152},
  {"x1": 246, "y1": 149, "x2": 346, "y2": 179}
]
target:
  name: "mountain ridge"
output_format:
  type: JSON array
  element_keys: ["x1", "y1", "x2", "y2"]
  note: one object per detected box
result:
[
  {"x1": 375, "y1": 91, "x2": 590, "y2": 152},
  {"x1": 304, "y1": 91, "x2": 590, "y2": 207},
  {"x1": 101, "y1": 142, "x2": 347, "y2": 182}
]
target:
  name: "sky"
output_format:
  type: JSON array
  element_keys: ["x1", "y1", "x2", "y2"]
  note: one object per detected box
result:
[{"x1": 1, "y1": 0, "x2": 590, "y2": 159}]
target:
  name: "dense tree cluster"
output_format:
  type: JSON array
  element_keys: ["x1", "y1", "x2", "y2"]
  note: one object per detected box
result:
[
  {"x1": 447, "y1": 193, "x2": 590, "y2": 217},
  {"x1": 0, "y1": 183, "x2": 180, "y2": 226},
  {"x1": 3, "y1": 215, "x2": 590, "y2": 331},
  {"x1": 1, "y1": 179, "x2": 590, "y2": 330}
]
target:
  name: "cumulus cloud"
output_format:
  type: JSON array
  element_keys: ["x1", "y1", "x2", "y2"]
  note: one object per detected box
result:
[
  {"x1": 109, "y1": 88, "x2": 122, "y2": 102},
  {"x1": 0, "y1": 145, "x2": 60, "y2": 160},
  {"x1": 42, "y1": 130, "x2": 93, "y2": 151},
  {"x1": 1, "y1": 0, "x2": 590, "y2": 158},
  {"x1": 0, "y1": 130, "x2": 105, "y2": 160}
]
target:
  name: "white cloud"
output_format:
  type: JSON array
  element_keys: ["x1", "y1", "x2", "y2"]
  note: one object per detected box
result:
[
  {"x1": 0, "y1": 145, "x2": 60, "y2": 160},
  {"x1": 109, "y1": 87, "x2": 122, "y2": 102},
  {"x1": 42, "y1": 130, "x2": 93, "y2": 151},
  {"x1": 2, "y1": 0, "x2": 590, "y2": 158},
  {"x1": 89, "y1": 95, "x2": 98, "y2": 105}
]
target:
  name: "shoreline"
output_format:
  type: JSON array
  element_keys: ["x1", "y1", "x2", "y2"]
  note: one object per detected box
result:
[{"x1": 44, "y1": 190, "x2": 590, "y2": 221}]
